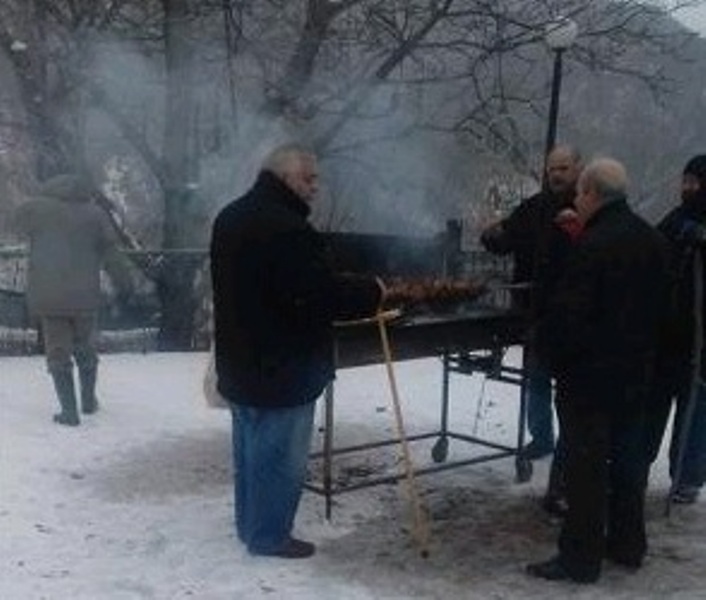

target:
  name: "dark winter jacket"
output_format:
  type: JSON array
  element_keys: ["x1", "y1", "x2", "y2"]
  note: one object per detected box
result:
[
  {"x1": 537, "y1": 199, "x2": 670, "y2": 405},
  {"x1": 656, "y1": 204, "x2": 706, "y2": 380},
  {"x1": 210, "y1": 171, "x2": 382, "y2": 408},
  {"x1": 480, "y1": 189, "x2": 575, "y2": 314}
]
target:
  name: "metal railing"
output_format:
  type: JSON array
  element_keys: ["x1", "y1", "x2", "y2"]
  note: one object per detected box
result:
[{"x1": 0, "y1": 245, "x2": 513, "y2": 356}]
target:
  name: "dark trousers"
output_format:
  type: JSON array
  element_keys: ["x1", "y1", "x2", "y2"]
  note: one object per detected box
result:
[
  {"x1": 555, "y1": 385, "x2": 650, "y2": 578},
  {"x1": 526, "y1": 367, "x2": 555, "y2": 450}
]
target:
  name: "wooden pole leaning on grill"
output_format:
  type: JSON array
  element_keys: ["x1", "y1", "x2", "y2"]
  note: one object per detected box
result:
[{"x1": 376, "y1": 310, "x2": 431, "y2": 558}]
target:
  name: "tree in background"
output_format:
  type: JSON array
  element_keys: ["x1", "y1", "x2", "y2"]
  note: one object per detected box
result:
[{"x1": 0, "y1": 0, "x2": 704, "y2": 348}]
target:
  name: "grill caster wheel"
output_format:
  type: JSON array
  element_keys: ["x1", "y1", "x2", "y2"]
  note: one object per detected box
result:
[
  {"x1": 431, "y1": 437, "x2": 449, "y2": 463},
  {"x1": 515, "y1": 456, "x2": 533, "y2": 483}
]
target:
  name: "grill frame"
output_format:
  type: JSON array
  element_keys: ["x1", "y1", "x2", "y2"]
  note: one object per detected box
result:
[{"x1": 306, "y1": 227, "x2": 532, "y2": 517}]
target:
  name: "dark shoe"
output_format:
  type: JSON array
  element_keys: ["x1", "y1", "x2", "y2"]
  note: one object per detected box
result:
[
  {"x1": 526, "y1": 556, "x2": 599, "y2": 584},
  {"x1": 50, "y1": 370, "x2": 80, "y2": 426},
  {"x1": 541, "y1": 495, "x2": 569, "y2": 519},
  {"x1": 523, "y1": 440, "x2": 554, "y2": 460},
  {"x1": 606, "y1": 552, "x2": 642, "y2": 571},
  {"x1": 78, "y1": 367, "x2": 99, "y2": 414},
  {"x1": 251, "y1": 538, "x2": 316, "y2": 559},
  {"x1": 81, "y1": 396, "x2": 99, "y2": 415},
  {"x1": 53, "y1": 411, "x2": 80, "y2": 426},
  {"x1": 671, "y1": 485, "x2": 701, "y2": 504}
]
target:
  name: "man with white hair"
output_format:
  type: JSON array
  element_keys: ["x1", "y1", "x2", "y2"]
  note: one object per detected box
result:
[
  {"x1": 210, "y1": 144, "x2": 385, "y2": 559},
  {"x1": 528, "y1": 158, "x2": 669, "y2": 583}
]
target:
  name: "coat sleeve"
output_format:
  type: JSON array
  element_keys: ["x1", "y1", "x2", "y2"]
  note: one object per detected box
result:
[{"x1": 266, "y1": 229, "x2": 382, "y2": 328}]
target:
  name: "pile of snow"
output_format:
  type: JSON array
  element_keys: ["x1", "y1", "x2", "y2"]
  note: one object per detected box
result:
[{"x1": 1, "y1": 351, "x2": 704, "y2": 599}]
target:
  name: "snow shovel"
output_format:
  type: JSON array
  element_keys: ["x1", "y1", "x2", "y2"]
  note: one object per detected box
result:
[{"x1": 376, "y1": 310, "x2": 432, "y2": 558}]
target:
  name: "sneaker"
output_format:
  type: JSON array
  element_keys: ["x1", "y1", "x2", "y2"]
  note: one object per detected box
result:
[
  {"x1": 523, "y1": 440, "x2": 554, "y2": 460},
  {"x1": 671, "y1": 485, "x2": 701, "y2": 504},
  {"x1": 250, "y1": 538, "x2": 316, "y2": 559}
]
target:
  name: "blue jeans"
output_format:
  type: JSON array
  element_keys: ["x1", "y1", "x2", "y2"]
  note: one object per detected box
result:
[
  {"x1": 230, "y1": 401, "x2": 316, "y2": 553},
  {"x1": 669, "y1": 382, "x2": 706, "y2": 488},
  {"x1": 527, "y1": 369, "x2": 555, "y2": 449},
  {"x1": 646, "y1": 375, "x2": 706, "y2": 490}
]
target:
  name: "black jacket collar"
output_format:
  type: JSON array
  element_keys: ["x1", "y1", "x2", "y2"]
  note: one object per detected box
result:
[
  {"x1": 251, "y1": 171, "x2": 311, "y2": 219},
  {"x1": 585, "y1": 197, "x2": 628, "y2": 228}
]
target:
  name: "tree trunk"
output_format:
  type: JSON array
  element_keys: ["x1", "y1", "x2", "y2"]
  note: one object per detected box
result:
[{"x1": 158, "y1": 0, "x2": 201, "y2": 350}]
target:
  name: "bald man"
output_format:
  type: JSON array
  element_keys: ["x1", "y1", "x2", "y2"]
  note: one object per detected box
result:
[
  {"x1": 480, "y1": 145, "x2": 582, "y2": 518},
  {"x1": 528, "y1": 158, "x2": 670, "y2": 583}
]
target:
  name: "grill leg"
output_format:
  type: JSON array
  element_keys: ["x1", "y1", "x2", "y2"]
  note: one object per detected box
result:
[
  {"x1": 323, "y1": 380, "x2": 334, "y2": 520},
  {"x1": 432, "y1": 351, "x2": 451, "y2": 463}
]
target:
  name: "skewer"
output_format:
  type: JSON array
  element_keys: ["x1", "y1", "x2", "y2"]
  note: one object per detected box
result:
[{"x1": 376, "y1": 311, "x2": 431, "y2": 558}]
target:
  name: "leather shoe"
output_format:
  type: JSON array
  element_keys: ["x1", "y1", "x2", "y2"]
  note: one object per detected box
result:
[
  {"x1": 606, "y1": 553, "x2": 642, "y2": 571},
  {"x1": 526, "y1": 556, "x2": 599, "y2": 584},
  {"x1": 251, "y1": 538, "x2": 316, "y2": 559},
  {"x1": 522, "y1": 440, "x2": 554, "y2": 460},
  {"x1": 671, "y1": 485, "x2": 701, "y2": 504}
]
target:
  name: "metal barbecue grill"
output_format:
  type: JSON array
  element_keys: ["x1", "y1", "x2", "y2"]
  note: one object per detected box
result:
[{"x1": 306, "y1": 225, "x2": 533, "y2": 517}]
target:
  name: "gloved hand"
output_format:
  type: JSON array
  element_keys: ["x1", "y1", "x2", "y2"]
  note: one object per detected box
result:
[
  {"x1": 679, "y1": 219, "x2": 706, "y2": 246},
  {"x1": 480, "y1": 223, "x2": 507, "y2": 253},
  {"x1": 554, "y1": 208, "x2": 583, "y2": 242}
]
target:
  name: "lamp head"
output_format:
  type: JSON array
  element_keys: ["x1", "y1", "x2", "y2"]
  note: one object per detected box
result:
[{"x1": 544, "y1": 18, "x2": 579, "y2": 51}]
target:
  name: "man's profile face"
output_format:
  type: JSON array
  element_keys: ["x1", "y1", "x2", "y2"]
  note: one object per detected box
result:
[
  {"x1": 284, "y1": 156, "x2": 319, "y2": 203},
  {"x1": 546, "y1": 150, "x2": 581, "y2": 195},
  {"x1": 681, "y1": 173, "x2": 702, "y2": 203}
]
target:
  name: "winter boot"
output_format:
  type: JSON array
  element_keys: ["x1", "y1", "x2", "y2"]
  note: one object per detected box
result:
[
  {"x1": 51, "y1": 370, "x2": 80, "y2": 426},
  {"x1": 78, "y1": 367, "x2": 99, "y2": 414}
]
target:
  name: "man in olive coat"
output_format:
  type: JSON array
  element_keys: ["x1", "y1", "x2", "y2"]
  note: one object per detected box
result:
[{"x1": 16, "y1": 174, "x2": 119, "y2": 425}]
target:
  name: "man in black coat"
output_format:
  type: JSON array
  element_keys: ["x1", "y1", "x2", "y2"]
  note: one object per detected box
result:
[
  {"x1": 645, "y1": 154, "x2": 706, "y2": 504},
  {"x1": 481, "y1": 145, "x2": 581, "y2": 517},
  {"x1": 210, "y1": 144, "x2": 384, "y2": 559},
  {"x1": 527, "y1": 158, "x2": 670, "y2": 583}
]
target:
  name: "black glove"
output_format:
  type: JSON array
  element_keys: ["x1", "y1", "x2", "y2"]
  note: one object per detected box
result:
[{"x1": 679, "y1": 219, "x2": 706, "y2": 246}]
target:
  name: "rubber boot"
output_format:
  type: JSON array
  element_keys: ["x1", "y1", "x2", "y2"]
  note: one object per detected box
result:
[
  {"x1": 78, "y1": 367, "x2": 99, "y2": 414},
  {"x1": 51, "y1": 370, "x2": 80, "y2": 426}
]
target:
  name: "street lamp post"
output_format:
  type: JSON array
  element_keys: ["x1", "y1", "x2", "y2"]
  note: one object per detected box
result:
[{"x1": 543, "y1": 18, "x2": 579, "y2": 164}]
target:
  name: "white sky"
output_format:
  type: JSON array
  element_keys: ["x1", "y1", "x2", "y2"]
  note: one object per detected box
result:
[{"x1": 673, "y1": 3, "x2": 706, "y2": 35}]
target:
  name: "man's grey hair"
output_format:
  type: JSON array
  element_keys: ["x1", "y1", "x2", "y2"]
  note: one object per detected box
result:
[
  {"x1": 262, "y1": 143, "x2": 316, "y2": 179},
  {"x1": 579, "y1": 157, "x2": 629, "y2": 203}
]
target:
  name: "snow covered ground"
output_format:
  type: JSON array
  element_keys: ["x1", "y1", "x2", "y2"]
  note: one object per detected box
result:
[{"x1": 1, "y1": 351, "x2": 705, "y2": 599}]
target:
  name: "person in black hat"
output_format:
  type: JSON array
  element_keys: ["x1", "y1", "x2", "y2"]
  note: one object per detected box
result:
[{"x1": 645, "y1": 154, "x2": 706, "y2": 504}]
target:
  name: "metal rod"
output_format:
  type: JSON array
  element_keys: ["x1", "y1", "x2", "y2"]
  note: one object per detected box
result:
[
  {"x1": 543, "y1": 48, "x2": 565, "y2": 179},
  {"x1": 323, "y1": 380, "x2": 335, "y2": 520}
]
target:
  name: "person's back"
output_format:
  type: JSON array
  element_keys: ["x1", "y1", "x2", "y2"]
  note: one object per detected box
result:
[
  {"x1": 546, "y1": 200, "x2": 668, "y2": 394},
  {"x1": 15, "y1": 174, "x2": 117, "y2": 426},
  {"x1": 19, "y1": 183, "x2": 115, "y2": 316}
]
